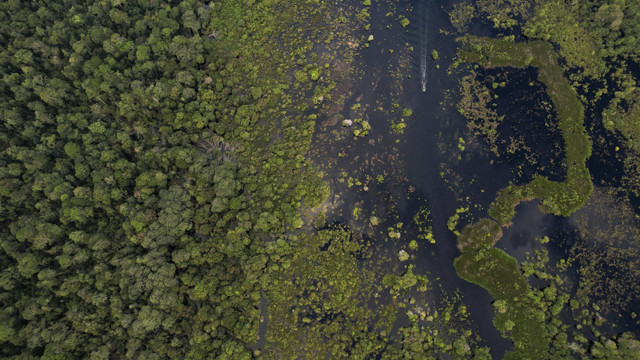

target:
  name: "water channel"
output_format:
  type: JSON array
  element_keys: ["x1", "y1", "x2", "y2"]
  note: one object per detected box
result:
[{"x1": 308, "y1": 0, "x2": 639, "y2": 357}]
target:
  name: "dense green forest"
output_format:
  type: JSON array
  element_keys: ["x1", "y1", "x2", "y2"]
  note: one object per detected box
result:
[
  {"x1": 2, "y1": 0, "x2": 640, "y2": 359},
  {"x1": 0, "y1": 0, "x2": 350, "y2": 358}
]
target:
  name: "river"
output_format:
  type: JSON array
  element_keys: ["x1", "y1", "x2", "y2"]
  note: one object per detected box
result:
[{"x1": 308, "y1": 0, "x2": 639, "y2": 357}]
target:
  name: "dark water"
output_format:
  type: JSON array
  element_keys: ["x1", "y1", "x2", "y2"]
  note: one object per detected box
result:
[
  {"x1": 400, "y1": 1, "x2": 513, "y2": 356},
  {"x1": 347, "y1": 0, "x2": 514, "y2": 356},
  {"x1": 486, "y1": 66, "x2": 567, "y2": 184},
  {"x1": 495, "y1": 201, "x2": 552, "y2": 262},
  {"x1": 310, "y1": 0, "x2": 640, "y2": 357}
]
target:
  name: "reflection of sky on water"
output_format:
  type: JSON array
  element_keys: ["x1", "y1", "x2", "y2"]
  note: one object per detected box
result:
[{"x1": 495, "y1": 200, "x2": 552, "y2": 263}]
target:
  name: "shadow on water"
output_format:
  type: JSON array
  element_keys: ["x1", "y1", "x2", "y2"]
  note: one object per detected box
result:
[{"x1": 495, "y1": 201, "x2": 553, "y2": 263}]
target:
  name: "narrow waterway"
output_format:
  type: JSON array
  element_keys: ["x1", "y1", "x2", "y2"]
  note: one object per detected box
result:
[
  {"x1": 401, "y1": 1, "x2": 513, "y2": 355},
  {"x1": 324, "y1": 0, "x2": 516, "y2": 356}
]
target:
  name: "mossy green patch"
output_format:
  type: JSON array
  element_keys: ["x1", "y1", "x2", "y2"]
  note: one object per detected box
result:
[
  {"x1": 456, "y1": 218, "x2": 502, "y2": 252},
  {"x1": 488, "y1": 184, "x2": 535, "y2": 225},
  {"x1": 455, "y1": 248, "x2": 549, "y2": 360}
]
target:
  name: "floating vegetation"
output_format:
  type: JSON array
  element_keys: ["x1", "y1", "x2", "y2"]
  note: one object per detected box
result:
[
  {"x1": 569, "y1": 188, "x2": 640, "y2": 312},
  {"x1": 457, "y1": 36, "x2": 592, "y2": 223},
  {"x1": 452, "y1": 35, "x2": 595, "y2": 358},
  {"x1": 446, "y1": 206, "x2": 469, "y2": 234},
  {"x1": 448, "y1": 2, "x2": 476, "y2": 33},
  {"x1": 457, "y1": 72, "x2": 502, "y2": 155},
  {"x1": 412, "y1": 206, "x2": 434, "y2": 244}
]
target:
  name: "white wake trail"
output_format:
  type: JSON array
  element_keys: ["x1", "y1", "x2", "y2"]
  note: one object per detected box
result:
[{"x1": 420, "y1": 1, "x2": 428, "y2": 92}]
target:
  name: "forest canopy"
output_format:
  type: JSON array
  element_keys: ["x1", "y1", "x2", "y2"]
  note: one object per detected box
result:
[
  {"x1": 0, "y1": 0, "x2": 337, "y2": 358},
  {"x1": 3, "y1": 0, "x2": 640, "y2": 359}
]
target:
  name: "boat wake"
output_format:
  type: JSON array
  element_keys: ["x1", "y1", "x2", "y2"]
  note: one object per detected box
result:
[{"x1": 420, "y1": 0, "x2": 428, "y2": 92}]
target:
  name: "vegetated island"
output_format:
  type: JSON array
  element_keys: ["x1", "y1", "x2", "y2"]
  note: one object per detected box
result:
[{"x1": 453, "y1": 36, "x2": 593, "y2": 359}]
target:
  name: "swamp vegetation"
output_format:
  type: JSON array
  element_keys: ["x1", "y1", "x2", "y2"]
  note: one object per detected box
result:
[
  {"x1": 448, "y1": 0, "x2": 640, "y2": 358},
  {"x1": 1, "y1": 0, "x2": 640, "y2": 359}
]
